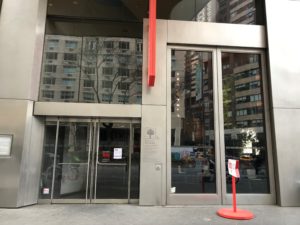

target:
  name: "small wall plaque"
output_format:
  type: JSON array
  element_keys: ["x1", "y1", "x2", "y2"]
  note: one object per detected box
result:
[{"x1": 0, "y1": 135, "x2": 13, "y2": 156}]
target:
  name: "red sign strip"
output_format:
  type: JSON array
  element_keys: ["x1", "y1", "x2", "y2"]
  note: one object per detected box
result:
[{"x1": 148, "y1": 0, "x2": 156, "y2": 86}]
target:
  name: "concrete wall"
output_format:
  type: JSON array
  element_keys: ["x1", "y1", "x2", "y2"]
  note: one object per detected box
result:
[
  {"x1": 265, "y1": 0, "x2": 300, "y2": 206},
  {"x1": 0, "y1": 0, "x2": 47, "y2": 207}
]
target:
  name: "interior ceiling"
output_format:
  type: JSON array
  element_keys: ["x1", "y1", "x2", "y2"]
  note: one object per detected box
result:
[{"x1": 47, "y1": 0, "x2": 209, "y2": 21}]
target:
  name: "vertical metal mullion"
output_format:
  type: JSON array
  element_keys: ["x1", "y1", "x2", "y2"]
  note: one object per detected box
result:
[
  {"x1": 216, "y1": 49, "x2": 227, "y2": 205},
  {"x1": 216, "y1": 49, "x2": 222, "y2": 202},
  {"x1": 50, "y1": 119, "x2": 60, "y2": 202},
  {"x1": 85, "y1": 123, "x2": 93, "y2": 203},
  {"x1": 89, "y1": 122, "x2": 95, "y2": 201},
  {"x1": 92, "y1": 121, "x2": 99, "y2": 200},
  {"x1": 128, "y1": 123, "x2": 133, "y2": 203},
  {"x1": 213, "y1": 48, "x2": 221, "y2": 204},
  {"x1": 260, "y1": 51, "x2": 276, "y2": 202}
]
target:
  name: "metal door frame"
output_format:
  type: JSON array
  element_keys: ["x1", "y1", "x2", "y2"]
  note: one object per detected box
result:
[
  {"x1": 166, "y1": 46, "x2": 222, "y2": 205},
  {"x1": 42, "y1": 117, "x2": 140, "y2": 204},
  {"x1": 92, "y1": 119, "x2": 140, "y2": 204},
  {"x1": 51, "y1": 119, "x2": 93, "y2": 204},
  {"x1": 166, "y1": 46, "x2": 276, "y2": 205},
  {"x1": 217, "y1": 48, "x2": 276, "y2": 205}
]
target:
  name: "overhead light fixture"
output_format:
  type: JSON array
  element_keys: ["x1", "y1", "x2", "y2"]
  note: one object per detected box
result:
[{"x1": 73, "y1": 1, "x2": 78, "y2": 5}]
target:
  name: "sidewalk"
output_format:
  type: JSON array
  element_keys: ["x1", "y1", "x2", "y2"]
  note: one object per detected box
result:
[{"x1": 0, "y1": 204, "x2": 299, "y2": 225}]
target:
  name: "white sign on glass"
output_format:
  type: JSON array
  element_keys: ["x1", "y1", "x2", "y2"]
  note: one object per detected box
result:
[
  {"x1": 113, "y1": 148, "x2": 122, "y2": 159},
  {"x1": 0, "y1": 135, "x2": 13, "y2": 156},
  {"x1": 43, "y1": 188, "x2": 50, "y2": 195}
]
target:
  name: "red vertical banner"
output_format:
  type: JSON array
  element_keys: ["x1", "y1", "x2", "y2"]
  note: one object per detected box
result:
[{"x1": 148, "y1": 0, "x2": 156, "y2": 86}]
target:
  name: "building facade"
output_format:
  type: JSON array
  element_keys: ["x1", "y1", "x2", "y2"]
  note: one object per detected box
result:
[{"x1": 0, "y1": 0, "x2": 300, "y2": 207}]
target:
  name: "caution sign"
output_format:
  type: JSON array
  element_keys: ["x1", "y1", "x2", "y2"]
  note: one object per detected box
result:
[{"x1": 228, "y1": 159, "x2": 240, "y2": 178}]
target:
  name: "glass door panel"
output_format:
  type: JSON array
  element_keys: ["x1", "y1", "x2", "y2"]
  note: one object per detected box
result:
[
  {"x1": 170, "y1": 49, "x2": 217, "y2": 196},
  {"x1": 39, "y1": 119, "x2": 141, "y2": 203},
  {"x1": 39, "y1": 123, "x2": 57, "y2": 199},
  {"x1": 52, "y1": 122, "x2": 91, "y2": 200},
  {"x1": 168, "y1": 47, "x2": 274, "y2": 205},
  {"x1": 130, "y1": 124, "x2": 141, "y2": 200},
  {"x1": 221, "y1": 52, "x2": 270, "y2": 194},
  {"x1": 95, "y1": 123, "x2": 130, "y2": 199}
]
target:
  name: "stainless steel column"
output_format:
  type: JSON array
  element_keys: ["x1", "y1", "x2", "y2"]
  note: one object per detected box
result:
[
  {"x1": 0, "y1": 0, "x2": 47, "y2": 207},
  {"x1": 265, "y1": 0, "x2": 300, "y2": 206}
]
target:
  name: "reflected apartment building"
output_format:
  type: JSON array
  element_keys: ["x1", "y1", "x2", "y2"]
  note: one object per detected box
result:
[
  {"x1": 195, "y1": 0, "x2": 256, "y2": 24},
  {"x1": 188, "y1": 0, "x2": 262, "y2": 148},
  {"x1": 40, "y1": 36, "x2": 143, "y2": 104}
]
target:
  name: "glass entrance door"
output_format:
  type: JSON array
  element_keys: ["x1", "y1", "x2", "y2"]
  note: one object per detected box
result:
[
  {"x1": 39, "y1": 119, "x2": 140, "y2": 203},
  {"x1": 94, "y1": 122, "x2": 130, "y2": 202},
  {"x1": 167, "y1": 47, "x2": 275, "y2": 205},
  {"x1": 93, "y1": 122, "x2": 141, "y2": 203}
]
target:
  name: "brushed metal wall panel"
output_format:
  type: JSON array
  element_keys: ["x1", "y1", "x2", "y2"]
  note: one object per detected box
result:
[
  {"x1": 265, "y1": 0, "x2": 300, "y2": 206},
  {"x1": 18, "y1": 106, "x2": 44, "y2": 207},
  {"x1": 139, "y1": 105, "x2": 167, "y2": 205},
  {"x1": 272, "y1": 108, "x2": 300, "y2": 206},
  {"x1": 24, "y1": 116, "x2": 44, "y2": 205},
  {"x1": 0, "y1": 99, "x2": 44, "y2": 207},
  {"x1": 265, "y1": 0, "x2": 300, "y2": 108},
  {"x1": 167, "y1": 20, "x2": 266, "y2": 48},
  {"x1": 142, "y1": 19, "x2": 168, "y2": 106},
  {"x1": 29, "y1": 0, "x2": 47, "y2": 100},
  {"x1": 0, "y1": 0, "x2": 47, "y2": 100},
  {"x1": 0, "y1": 100, "x2": 28, "y2": 207},
  {"x1": 34, "y1": 102, "x2": 142, "y2": 118}
]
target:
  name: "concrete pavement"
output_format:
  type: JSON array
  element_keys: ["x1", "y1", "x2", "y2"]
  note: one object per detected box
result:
[{"x1": 0, "y1": 204, "x2": 300, "y2": 225}]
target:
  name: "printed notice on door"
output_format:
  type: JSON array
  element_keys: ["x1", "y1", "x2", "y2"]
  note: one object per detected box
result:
[
  {"x1": 0, "y1": 135, "x2": 13, "y2": 156},
  {"x1": 113, "y1": 148, "x2": 122, "y2": 159}
]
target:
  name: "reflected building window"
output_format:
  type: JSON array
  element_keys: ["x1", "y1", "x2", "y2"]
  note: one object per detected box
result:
[
  {"x1": 158, "y1": 0, "x2": 265, "y2": 25},
  {"x1": 39, "y1": 35, "x2": 143, "y2": 104},
  {"x1": 42, "y1": 90, "x2": 54, "y2": 99},
  {"x1": 60, "y1": 91, "x2": 75, "y2": 100},
  {"x1": 64, "y1": 53, "x2": 78, "y2": 61},
  {"x1": 221, "y1": 52, "x2": 270, "y2": 193},
  {"x1": 170, "y1": 50, "x2": 216, "y2": 194},
  {"x1": 48, "y1": 39, "x2": 59, "y2": 49},
  {"x1": 45, "y1": 65, "x2": 57, "y2": 73},
  {"x1": 46, "y1": 52, "x2": 58, "y2": 60},
  {"x1": 63, "y1": 66, "x2": 77, "y2": 75},
  {"x1": 119, "y1": 41, "x2": 130, "y2": 50},
  {"x1": 83, "y1": 92, "x2": 94, "y2": 101},
  {"x1": 39, "y1": 0, "x2": 144, "y2": 104},
  {"x1": 83, "y1": 80, "x2": 94, "y2": 88},
  {"x1": 43, "y1": 77, "x2": 56, "y2": 85},
  {"x1": 65, "y1": 40, "x2": 78, "y2": 49}
]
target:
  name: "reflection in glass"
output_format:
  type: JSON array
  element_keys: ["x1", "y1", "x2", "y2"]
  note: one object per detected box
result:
[
  {"x1": 53, "y1": 123, "x2": 90, "y2": 199},
  {"x1": 39, "y1": 35, "x2": 142, "y2": 104},
  {"x1": 221, "y1": 52, "x2": 269, "y2": 193},
  {"x1": 171, "y1": 50, "x2": 216, "y2": 193},
  {"x1": 95, "y1": 123, "x2": 130, "y2": 199},
  {"x1": 158, "y1": 0, "x2": 264, "y2": 25},
  {"x1": 39, "y1": 124, "x2": 57, "y2": 199}
]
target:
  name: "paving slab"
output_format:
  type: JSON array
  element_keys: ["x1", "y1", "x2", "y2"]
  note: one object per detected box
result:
[{"x1": 0, "y1": 204, "x2": 300, "y2": 225}]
